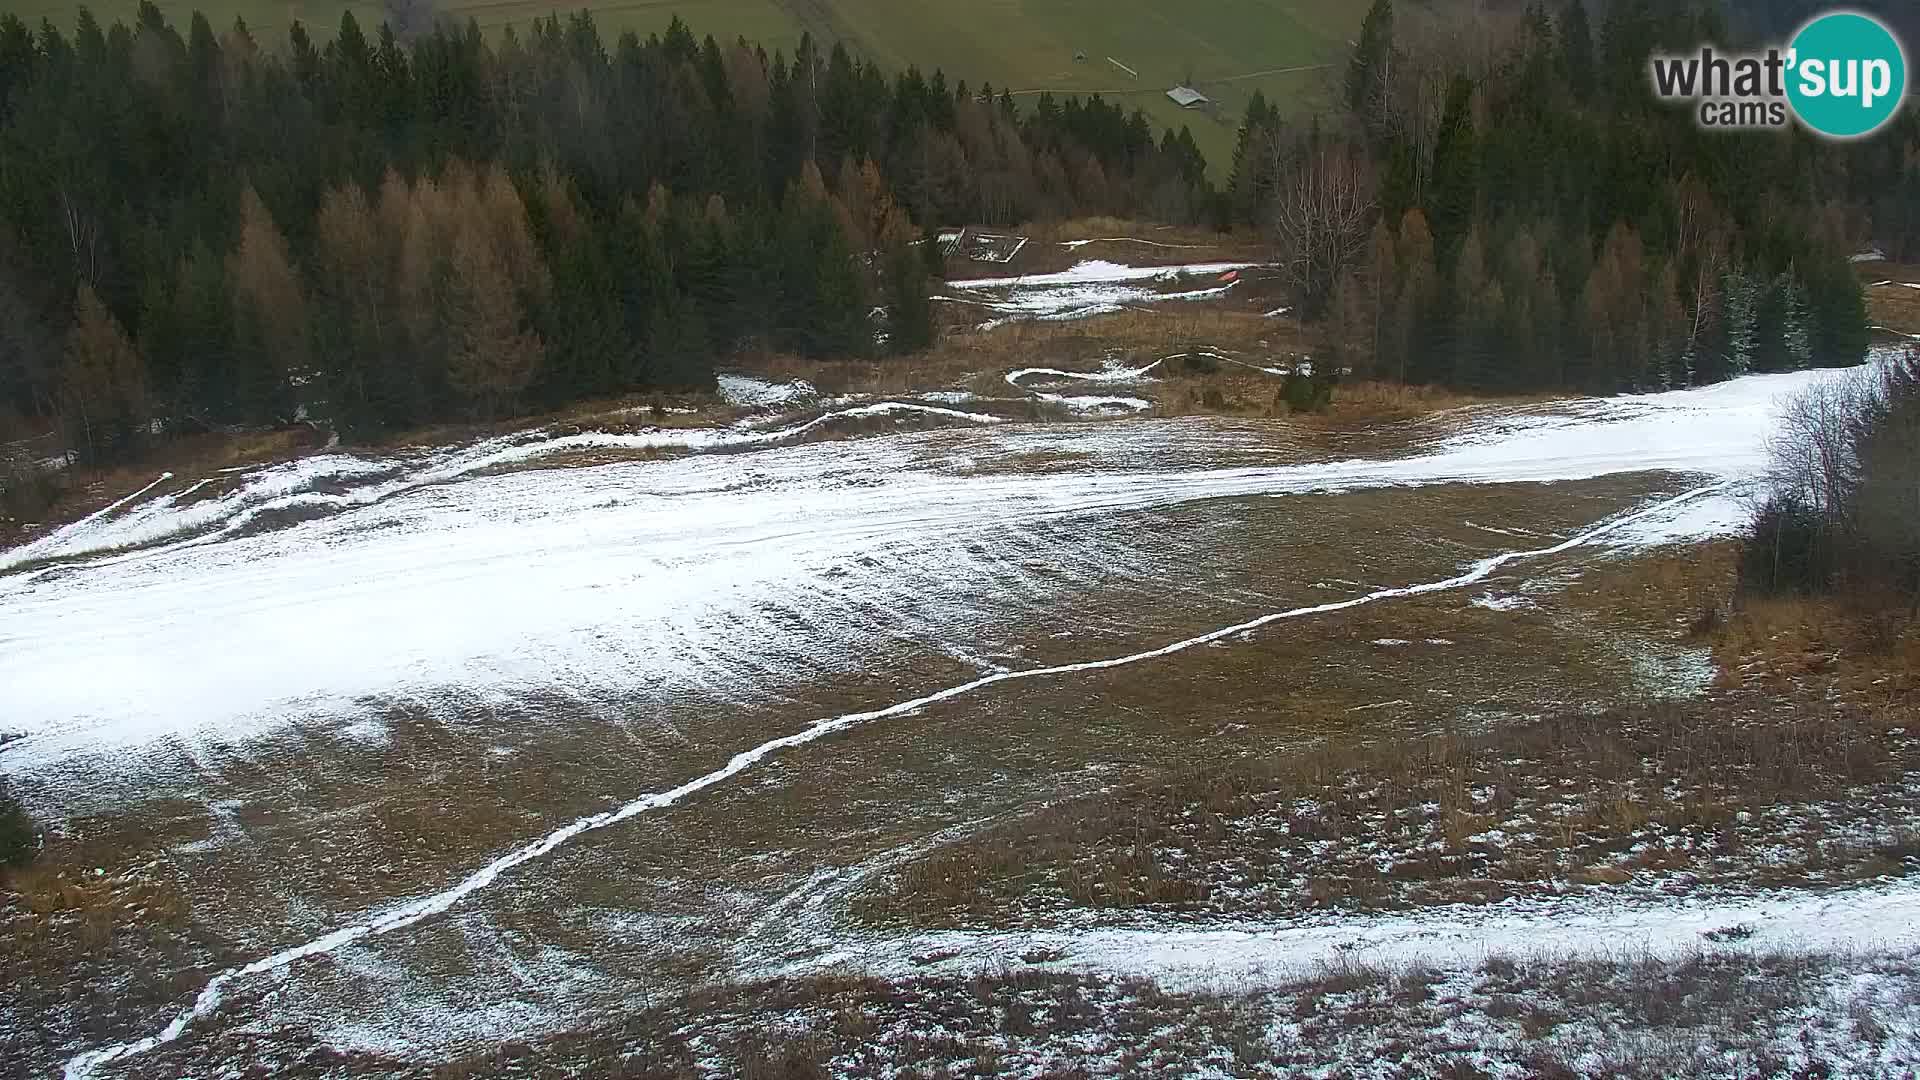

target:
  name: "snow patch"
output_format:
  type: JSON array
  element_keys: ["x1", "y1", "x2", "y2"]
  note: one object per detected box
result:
[
  {"x1": 717, "y1": 374, "x2": 817, "y2": 409},
  {"x1": 833, "y1": 876, "x2": 1920, "y2": 995},
  {"x1": 939, "y1": 260, "x2": 1258, "y2": 327}
]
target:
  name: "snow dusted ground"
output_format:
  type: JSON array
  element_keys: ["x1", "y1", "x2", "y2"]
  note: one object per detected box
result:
[
  {"x1": 832, "y1": 876, "x2": 1920, "y2": 993},
  {"x1": 715, "y1": 372, "x2": 817, "y2": 409},
  {"x1": 935, "y1": 258, "x2": 1258, "y2": 327},
  {"x1": 0, "y1": 365, "x2": 1857, "y2": 774},
  {"x1": 10, "y1": 359, "x2": 1915, "y2": 1078}
]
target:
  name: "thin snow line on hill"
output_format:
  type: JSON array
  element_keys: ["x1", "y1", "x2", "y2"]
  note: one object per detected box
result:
[
  {"x1": 1060, "y1": 238, "x2": 1209, "y2": 250},
  {"x1": 1004, "y1": 360, "x2": 1166, "y2": 390},
  {"x1": 58, "y1": 485, "x2": 1725, "y2": 1080}
]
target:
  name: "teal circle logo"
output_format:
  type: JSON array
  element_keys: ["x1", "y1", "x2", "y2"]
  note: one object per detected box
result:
[{"x1": 1787, "y1": 11, "x2": 1908, "y2": 139}]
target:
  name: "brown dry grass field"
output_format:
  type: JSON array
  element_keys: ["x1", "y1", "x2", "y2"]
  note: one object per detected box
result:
[
  {"x1": 850, "y1": 543, "x2": 1920, "y2": 929},
  {"x1": 1862, "y1": 259, "x2": 1920, "y2": 340}
]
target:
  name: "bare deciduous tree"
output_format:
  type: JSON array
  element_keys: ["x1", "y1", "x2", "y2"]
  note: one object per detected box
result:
[
  {"x1": 1753, "y1": 349, "x2": 1920, "y2": 611},
  {"x1": 1270, "y1": 141, "x2": 1376, "y2": 318}
]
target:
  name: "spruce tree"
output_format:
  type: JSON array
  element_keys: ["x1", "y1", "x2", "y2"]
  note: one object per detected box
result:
[
  {"x1": 1783, "y1": 275, "x2": 1813, "y2": 371},
  {"x1": 1561, "y1": 0, "x2": 1595, "y2": 98},
  {"x1": 1346, "y1": 0, "x2": 1394, "y2": 131},
  {"x1": 1428, "y1": 77, "x2": 1478, "y2": 258},
  {"x1": 1722, "y1": 269, "x2": 1759, "y2": 378},
  {"x1": 1226, "y1": 92, "x2": 1278, "y2": 227},
  {"x1": 884, "y1": 239, "x2": 934, "y2": 356}
]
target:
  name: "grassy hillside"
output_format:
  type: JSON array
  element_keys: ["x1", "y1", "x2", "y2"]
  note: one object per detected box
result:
[{"x1": 0, "y1": 0, "x2": 1364, "y2": 173}]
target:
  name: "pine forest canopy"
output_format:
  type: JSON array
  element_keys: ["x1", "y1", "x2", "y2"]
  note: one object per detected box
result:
[
  {"x1": 0, "y1": 0, "x2": 1911, "y2": 466},
  {"x1": 0, "y1": 3, "x2": 1214, "y2": 455},
  {"x1": 1227, "y1": 0, "x2": 1911, "y2": 396}
]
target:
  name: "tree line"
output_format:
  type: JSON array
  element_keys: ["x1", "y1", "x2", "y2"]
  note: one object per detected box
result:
[
  {"x1": 1232, "y1": 0, "x2": 1912, "y2": 398},
  {"x1": 0, "y1": 5, "x2": 1217, "y2": 460}
]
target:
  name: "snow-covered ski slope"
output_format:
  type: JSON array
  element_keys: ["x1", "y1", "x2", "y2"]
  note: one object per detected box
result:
[{"x1": 0, "y1": 366, "x2": 1857, "y2": 772}]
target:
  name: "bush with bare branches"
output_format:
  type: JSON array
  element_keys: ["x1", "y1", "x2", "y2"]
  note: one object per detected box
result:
[{"x1": 1742, "y1": 347, "x2": 1920, "y2": 613}]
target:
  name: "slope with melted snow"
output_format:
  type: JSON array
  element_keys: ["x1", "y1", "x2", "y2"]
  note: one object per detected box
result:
[
  {"x1": 60, "y1": 484, "x2": 1725, "y2": 1080},
  {"x1": 0, "y1": 367, "x2": 1844, "y2": 771}
]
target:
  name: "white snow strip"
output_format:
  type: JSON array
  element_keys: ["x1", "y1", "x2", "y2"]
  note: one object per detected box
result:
[
  {"x1": 950, "y1": 260, "x2": 1257, "y2": 291},
  {"x1": 717, "y1": 373, "x2": 816, "y2": 409},
  {"x1": 1599, "y1": 486, "x2": 1751, "y2": 545},
  {"x1": 1005, "y1": 360, "x2": 1165, "y2": 391},
  {"x1": 0, "y1": 366, "x2": 1862, "y2": 760},
  {"x1": 846, "y1": 876, "x2": 1920, "y2": 993},
  {"x1": 1006, "y1": 361, "x2": 1161, "y2": 412},
  {"x1": 1060, "y1": 238, "x2": 1207, "y2": 250},
  {"x1": 0, "y1": 404, "x2": 1004, "y2": 572},
  {"x1": 1850, "y1": 250, "x2": 1887, "y2": 263},
  {"x1": 1263, "y1": 307, "x2": 1292, "y2": 318},
  {"x1": 949, "y1": 283, "x2": 1238, "y2": 327},
  {"x1": 1046, "y1": 395, "x2": 1153, "y2": 413},
  {"x1": 52, "y1": 472, "x2": 173, "y2": 536},
  {"x1": 58, "y1": 487, "x2": 1725, "y2": 1079}
]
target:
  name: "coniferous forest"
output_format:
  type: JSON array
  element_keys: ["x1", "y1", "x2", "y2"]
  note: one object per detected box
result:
[
  {"x1": 1228, "y1": 0, "x2": 1915, "y2": 397},
  {"x1": 1, "y1": 0, "x2": 1916, "y2": 468},
  {"x1": 0, "y1": 4, "x2": 1212, "y2": 460}
]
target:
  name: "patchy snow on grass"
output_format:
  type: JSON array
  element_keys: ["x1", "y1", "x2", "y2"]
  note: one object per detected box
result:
[
  {"x1": 1049, "y1": 395, "x2": 1153, "y2": 413},
  {"x1": 1471, "y1": 593, "x2": 1533, "y2": 612},
  {"x1": 717, "y1": 373, "x2": 817, "y2": 409},
  {"x1": 1004, "y1": 359, "x2": 1161, "y2": 413},
  {"x1": 952, "y1": 260, "x2": 1258, "y2": 290},
  {"x1": 1596, "y1": 486, "x2": 1751, "y2": 546},
  {"x1": 834, "y1": 875, "x2": 1920, "y2": 995},
  {"x1": 0, "y1": 404, "x2": 1013, "y2": 576},
  {"x1": 1005, "y1": 358, "x2": 1165, "y2": 392},
  {"x1": 938, "y1": 259, "x2": 1258, "y2": 327},
  {"x1": 0, "y1": 364, "x2": 1864, "y2": 775}
]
